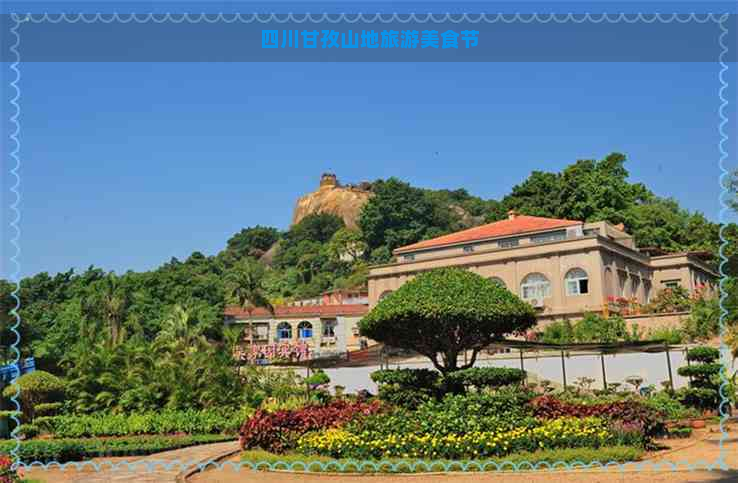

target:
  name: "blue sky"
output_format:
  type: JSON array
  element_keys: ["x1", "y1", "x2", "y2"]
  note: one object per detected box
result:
[{"x1": 1, "y1": 60, "x2": 732, "y2": 279}]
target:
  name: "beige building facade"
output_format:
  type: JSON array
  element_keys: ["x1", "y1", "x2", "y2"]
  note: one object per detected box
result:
[
  {"x1": 368, "y1": 212, "x2": 716, "y2": 328},
  {"x1": 223, "y1": 304, "x2": 369, "y2": 362}
]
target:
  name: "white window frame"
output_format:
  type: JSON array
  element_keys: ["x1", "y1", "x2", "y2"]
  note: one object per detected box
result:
[
  {"x1": 520, "y1": 273, "x2": 551, "y2": 301},
  {"x1": 564, "y1": 268, "x2": 589, "y2": 296}
]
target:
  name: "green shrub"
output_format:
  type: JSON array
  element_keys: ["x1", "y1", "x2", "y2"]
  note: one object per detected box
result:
[
  {"x1": 677, "y1": 346, "x2": 722, "y2": 411},
  {"x1": 12, "y1": 423, "x2": 39, "y2": 439},
  {"x1": 643, "y1": 391, "x2": 698, "y2": 421},
  {"x1": 686, "y1": 347, "x2": 720, "y2": 363},
  {"x1": 1, "y1": 371, "x2": 65, "y2": 420},
  {"x1": 443, "y1": 367, "x2": 526, "y2": 391},
  {"x1": 241, "y1": 446, "x2": 643, "y2": 472},
  {"x1": 371, "y1": 369, "x2": 441, "y2": 408},
  {"x1": 677, "y1": 363, "x2": 723, "y2": 380},
  {"x1": 647, "y1": 326, "x2": 685, "y2": 344},
  {"x1": 345, "y1": 387, "x2": 535, "y2": 439},
  {"x1": 33, "y1": 408, "x2": 249, "y2": 438},
  {"x1": 677, "y1": 387, "x2": 720, "y2": 411},
  {"x1": 33, "y1": 402, "x2": 63, "y2": 417},
  {"x1": 0, "y1": 434, "x2": 231, "y2": 463}
]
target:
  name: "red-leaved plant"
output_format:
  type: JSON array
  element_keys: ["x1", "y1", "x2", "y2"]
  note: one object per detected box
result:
[
  {"x1": 0, "y1": 455, "x2": 22, "y2": 483},
  {"x1": 239, "y1": 399, "x2": 384, "y2": 453},
  {"x1": 530, "y1": 395, "x2": 664, "y2": 439}
]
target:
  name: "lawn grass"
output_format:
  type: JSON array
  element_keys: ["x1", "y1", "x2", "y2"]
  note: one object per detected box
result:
[{"x1": 240, "y1": 446, "x2": 644, "y2": 473}]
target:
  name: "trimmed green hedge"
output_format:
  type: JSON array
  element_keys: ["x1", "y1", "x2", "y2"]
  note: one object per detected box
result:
[
  {"x1": 240, "y1": 446, "x2": 643, "y2": 472},
  {"x1": 33, "y1": 408, "x2": 250, "y2": 438},
  {"x1": 0, "y1": 434, "x2": 233, "y2": 463},
  {"x1": 444, "y1": 367, "x2": 526, "y2": 390}
]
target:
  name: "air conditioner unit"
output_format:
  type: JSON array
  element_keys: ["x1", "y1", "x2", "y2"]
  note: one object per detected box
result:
[{"x1": 351, "y1": 327, "x2": 360, "y2": 336}]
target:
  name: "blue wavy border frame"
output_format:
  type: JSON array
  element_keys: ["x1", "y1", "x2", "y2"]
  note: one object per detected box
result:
[{"x1": 5, "y1": 10, "x2": 732, "y2": 476}]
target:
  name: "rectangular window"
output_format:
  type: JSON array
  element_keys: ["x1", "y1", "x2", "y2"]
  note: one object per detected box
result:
[
  {"x1": 498, "y1": 238, "x2": 519, "y2": 249},
  {"x1": 566, "y1": 279, "x2": 589, "y2": 296},
  {"x1": 664, "y1": 280, "x2": 680, "y2": 289},
  {"x1": 530, "y1": 231, "x2": 566, "y2": 244},
  {"x1": 463, "y1": 245, "x2": 475, "y2": 253},
  {"x1": 322, "y1": 320, "x2": 337, "y2": 337}
]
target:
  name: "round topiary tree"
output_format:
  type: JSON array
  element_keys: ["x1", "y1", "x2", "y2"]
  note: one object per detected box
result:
[
  {"x1": 2, "y1": 370, "x2": 65, "y2": 421},
  {"x1": 359, "y1": 267, "x2": 537, "y2": 375}
]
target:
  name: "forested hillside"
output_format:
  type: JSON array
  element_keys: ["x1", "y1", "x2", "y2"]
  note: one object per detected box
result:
[{"x1": 0, "y1": 153, "x2": 734, "y2": 380}]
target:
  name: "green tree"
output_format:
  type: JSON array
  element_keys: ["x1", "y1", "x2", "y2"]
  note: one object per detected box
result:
[
  {"x1": 359, "y1": 268, "x2": 536, "y2": 374},
  {"x1": 326, "y1": 228, "x2": 368, "y2": 263},
  {"x1": 84, "y1": 274, "x2": 129, "y2": 348},
  {"x1": 359, "y1": 178, "x2": 446, "y2": 252},
  {"x1": 226, "y1": 258, "x2": 274, "y2": 316},
  {"x1": 225, "y1": 225, "x2": 280, "y2": 259}
]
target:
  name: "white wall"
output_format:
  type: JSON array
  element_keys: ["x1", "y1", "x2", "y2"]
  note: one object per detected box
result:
[{"x1": 323, "y1": 350, "x2": 690, "y2": 394}]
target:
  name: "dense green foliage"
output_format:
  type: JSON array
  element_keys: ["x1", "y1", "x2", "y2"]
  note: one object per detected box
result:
[
  {"x1": 2, "y1": 371, "x2": 64, "y2": 420},
  {"x1": 444, "y1": 367, "x2": 526, "y2": 391},
  {"x1": 240, "y1": 446, "x2": 644, "y2": 472},
  {"x1": 676, "y1": 346, "x2": 723, "y2": 411},
  {"x1": 0, "y1": 434, "x2": 232, "y2": 463},
  {"x1": 540, "y1": 314, "x2": 639, "y2": 344},
  {"x1": 33, "y1": 408, "x2": 249, "y2": 438},
  {"x1": 360, "y1": 268, "x2": 536, "y2": 374}
]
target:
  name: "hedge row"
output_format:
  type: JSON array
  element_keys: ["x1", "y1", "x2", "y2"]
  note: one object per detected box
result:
[
  {"x1": 0, "y1": 434, "x2": 233, "y2": 463},
  {"x1": 32, "y1": 408, "x2": 250, "y2": 438}
]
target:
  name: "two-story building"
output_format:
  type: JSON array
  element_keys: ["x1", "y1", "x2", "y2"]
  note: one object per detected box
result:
[{"x1": 368, "y1": 211, "x2": 716, "y2": 328}]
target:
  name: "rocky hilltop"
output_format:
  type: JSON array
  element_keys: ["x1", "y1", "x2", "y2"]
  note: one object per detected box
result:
[{"x1": 291, "y1": 173, "x2": 373, "y2": 230}]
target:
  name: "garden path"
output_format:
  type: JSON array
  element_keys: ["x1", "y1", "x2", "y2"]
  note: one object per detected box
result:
[{"x1": 23, "y1": 440, "x2": 240, "y2": 483}]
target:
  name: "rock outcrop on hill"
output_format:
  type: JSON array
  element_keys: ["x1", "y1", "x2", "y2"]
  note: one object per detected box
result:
[{"x1": 291, "y1": 173, "x2": 373, "y2": 230}]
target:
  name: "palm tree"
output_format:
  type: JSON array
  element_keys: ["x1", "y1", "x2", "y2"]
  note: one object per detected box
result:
[
  {"x1": 83, "y1": 274, "x2": 129, "y2": 348},
  {"x1": 155, "y1": 304, "x2": 209, "y2": 355},
  {"x1": 226, "y1": 258, "x2": 274, "y2": 316}
]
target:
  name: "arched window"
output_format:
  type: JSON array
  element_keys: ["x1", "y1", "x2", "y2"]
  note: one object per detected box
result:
[
  {"x1": 379, "y1": 290, "x2": 393, "y2": 301},
  {"x1": 297, "y1": 321, "x2": 313, "y2": 339},
  {"x1": 277, "y1": 322, "x2": 292, "y2": 340},
  {"x1": 520, "y1": 273, "x2": 551, "y2": 301},
  {"x1": 489, "y1": 277, "x2": 506, "y2": 289},
  {"x1": 565, "y1": 268, "x2": 589, "y2": 296}
]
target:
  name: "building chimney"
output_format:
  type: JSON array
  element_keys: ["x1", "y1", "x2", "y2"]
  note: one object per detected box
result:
[{"x1": 507, "y1": 209, "x2": 518, "y2": 220}]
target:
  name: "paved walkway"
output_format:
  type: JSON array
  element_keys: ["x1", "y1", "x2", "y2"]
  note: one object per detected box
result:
[{"x1": 24, "y1": 440, "x2": 240, "y2": 483}]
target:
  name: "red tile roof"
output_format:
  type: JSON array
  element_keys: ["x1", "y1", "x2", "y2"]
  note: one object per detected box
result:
[
  {"x1": 224, "y1": 304, "x2": 368, "y2": 319},
  {"x1": 394, "y1": 215, "x2": 582, "y2": 253}
]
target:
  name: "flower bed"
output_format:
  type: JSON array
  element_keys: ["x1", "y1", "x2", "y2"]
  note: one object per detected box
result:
[
  {"x1": 297, "y1": 416, "x2": 613, "y2": 460},
  {"x1": 239, "y1": 399, "x2": 384, "y2": 453},
  {"x1": 530, "y1": 395, "x2": 663, "y2": 439}
]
